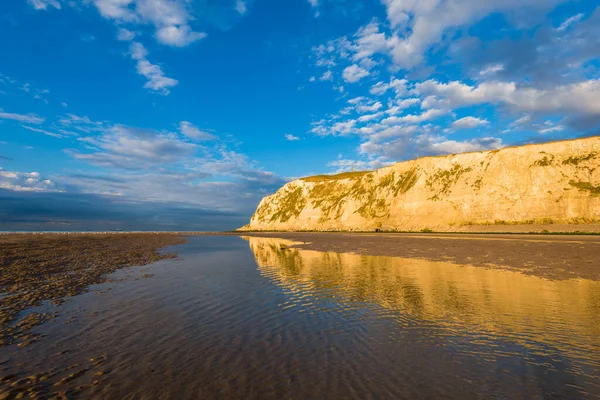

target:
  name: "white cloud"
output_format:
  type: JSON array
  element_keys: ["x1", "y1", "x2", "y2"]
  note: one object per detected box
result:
[
  {"x1": 538, "y1": 125, "x2": 564, "y2": 134},
  {"x1": 155, "y1": 25, "x2": 207, "y2": 47},
  {"x1": 61, "y1": 102, "x2": 68, "y2": 107},
  {"x1": 479, "y1": 64, "x2": 504, "y2": 76},
  {"x1": 284, "y1": 134, "x2": 300, "y2": 141},
  {"x1": 357, "y1": 101, "x2": 383, "y2": 113},
  {"x1": 342, "y1": 64, "x2": 370, "y2": 83},
  {"x1": 347, "y1": 96, "x2": 366, "y2": 105},
  {"x1": 360, "y1": 129, "x2": 504, "y2": 160},
  {"x1": 327, "y1": 120, "x2": 357, "y2": 136},
  {"x1": 352, "y1": 23, "x2": 392, "y2": 61},
  {"x1": 312, "y1": 0, "x2": 569, "y2": 72},
  {"x1": 28, "y1": 0, "x2": 61, "y2": 11},
  {"x1": 0, "y1": 110, "x2": 45, "y2": 124},
  {"x1": 0, "y1": 169, "x2": 58, "y2": 192},
  {"x1": 382, "y1": 108, "x2": 449, "y2": 125},
  {"x1": 180, "y1": 121, "x2": 215, "y2": 140},
  {"x1": 358, "y1": 112, "x2": 384, "y2": 122},
  {"x1": 117, "y1": 28, "x2": 136, "y2": 41},
  {"x1": 236, "y1": 0, "x2": 247, "y2": 15},
  {"x1": 21, "y1": 125, "x2": 64, "y2": 138},
  {"x1": 327, "y1": 157, "x2": 393, "y2": 173},
  {"x1": 369, "y1": 78, "x2": 407, "y2": 96},
  {"x1": 58, "y1": 113, "x2": 105, "y2": 133},
  {"x1": 382, "y1": 0, "x2": 566, "y2": 69},
  {"x1": 557, "y1": 13, "x2": 584, "y2": 32},
  {"x1": 451, "y1": 116, "x2": 490, "y2": 130},
  {"x1": 130, "y1": 42, "x2": 178, "y2": 95},
  {"x1": 89, "y1": 0, "x2": 207, "y2": 47},
  {"x1": 386, "y1": 98, "x2": 420, "y2": 115},
  {"x1": 415, "y1": 135, "x2": 504, "y2": 155},
  {"x1": 70, "y1": 124, "x2": 196, "y2": 169},
  {"x1": 320, "y1": 70, "x2": 333, "y2": 81},
  {"x1": 307, "y1": 0, "x2": 318, "y2": 7},
  {"x1": 417, "y1": 78, "x2": 600, "y2": 115}
]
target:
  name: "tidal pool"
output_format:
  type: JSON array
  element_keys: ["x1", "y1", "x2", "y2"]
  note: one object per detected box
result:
[{"x1": 1, "y1": 235, "x2": 599, "y2": 399}]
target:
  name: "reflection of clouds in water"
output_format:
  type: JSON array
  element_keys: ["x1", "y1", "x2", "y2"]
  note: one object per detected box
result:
[{"x1": 244, "y1": 236, "x2": 600, "y2": 372}]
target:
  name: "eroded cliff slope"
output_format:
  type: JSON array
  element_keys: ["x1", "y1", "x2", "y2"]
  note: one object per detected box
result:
[{"x1": 240, "y1": 137, "x2": 600, "y2": 231}]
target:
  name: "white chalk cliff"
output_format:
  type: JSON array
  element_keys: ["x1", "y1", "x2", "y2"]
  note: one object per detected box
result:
[{"x1": 240, "y1": 137, "x2": 600, "y2": 231}]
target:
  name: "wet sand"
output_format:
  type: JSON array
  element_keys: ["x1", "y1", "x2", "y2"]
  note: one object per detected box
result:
[
  {"x1": 0, "y1": 233, "x2": 185, "y2": 349},
  {"x1": 1, "y1": 235, "x2": 599, "y2": 399},
  {"x1": 234, "y1": 232, "x2": 600, "y2": 280},
  {"x1": 1, "y1": 234, "x2": 600, "y2": 399}
]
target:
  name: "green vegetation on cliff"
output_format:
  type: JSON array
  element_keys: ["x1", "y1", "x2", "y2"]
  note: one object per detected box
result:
[
  {"x1": 426, "y1": 164, "x2": 472, "y2": 196},
  {"x1": 300, "y1": 171, "x2": 372, "y2": 182},
  {"x1": 569, "y1": 181, "x2": 600, "y2": 196}
]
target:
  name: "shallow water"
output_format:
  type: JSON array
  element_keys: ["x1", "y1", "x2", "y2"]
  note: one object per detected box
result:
[{"x1": 2, "y1": 235, "x2": 600, "y2": 399}]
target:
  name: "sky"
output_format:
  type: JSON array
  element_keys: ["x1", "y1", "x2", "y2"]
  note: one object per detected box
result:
[{"x1": 0, "y1": 0, "x2": 599, "y2": 231}]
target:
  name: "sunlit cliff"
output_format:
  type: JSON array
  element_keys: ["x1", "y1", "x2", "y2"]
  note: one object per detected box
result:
[{"x1": 240, "y1": 137, "x2": 600, "y2": 231}]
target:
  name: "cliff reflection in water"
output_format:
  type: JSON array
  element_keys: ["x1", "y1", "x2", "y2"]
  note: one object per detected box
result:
[{"x1": 244, "y1": 236, "x2": 600, "y2": 371}]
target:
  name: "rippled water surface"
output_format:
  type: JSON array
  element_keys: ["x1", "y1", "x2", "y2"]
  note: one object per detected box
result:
[{"x1": 2, "y1": 236, "x2": 600, "y2": 399}]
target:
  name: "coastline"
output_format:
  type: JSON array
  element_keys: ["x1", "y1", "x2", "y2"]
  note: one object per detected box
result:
[
  {"x1": 232, "y1": 231, "x2": 600, "y2": 281},
  {"x1": 0, "y1": 233, "x2": 186, "y2": 349},
  {"x1": 2, "y1": 229, "x2": 598, "y2": 348}
]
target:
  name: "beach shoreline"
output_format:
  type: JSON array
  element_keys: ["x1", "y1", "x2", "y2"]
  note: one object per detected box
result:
[
  {"x1": 0, "y1": 233, "x2": 186, "y2": 350},
  {"x1": 231, "y1": 231, "x2": 600, "y2": 281}
]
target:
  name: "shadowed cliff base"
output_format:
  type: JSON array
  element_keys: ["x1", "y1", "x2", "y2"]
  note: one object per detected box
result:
[{"x1": 233, "y1": 232, "x2": 600, "y2": 281}]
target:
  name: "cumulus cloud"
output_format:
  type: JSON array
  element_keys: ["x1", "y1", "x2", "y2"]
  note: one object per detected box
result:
[
  {"x1": 0, "y1": 169, "x2": 58, "y2": 192},
  {"x1": 284, "y1": 134, "x2": 300, "y2": 141},
  {"x1": 382, "y1": 0, "x2": 566, "y2": 69},
  {"x1": 117, "y1": 28, "x2": 136, "y2": 41},
  {"x1": 235, "y1": 0, "x2": 247, "y2": 15},
  {"x1": 351, "y1": 23, "x2": 392, "y2": 61},
  {"x1": 417, "y1": 79, "x2": 600, "y2": 116},
  {"x1": 386, "y1": 98, "x2": 420, "y2": 115},
  {"x1": 357, "y1": 101, "x2": 382, "y2": 113},
  {"x1": 311, "y1": 0, "x2": 572, "y2": 75},
  {"x1": 320, "y1": 70, "x2": 333, "y2": 81},
  {"x1": 130, "y1": 42, "x2": 178, "y2": 95},
  {"x1": 28, "y1": 0, "x2": 61, "y2": 11},
  {"x1": 180, "y1": 121, "x2": 215, "y2": 141},
  {"x1": 0, "y1": 110, "x2": 45, "y2": 124},
  {"x1": 451, "y1": 116, "x2": 490, "y2": 130},
  {"x1": 327, "y1": 157, "x2": 393, "y2": 173},
  {"x1": 91, "y1": 0, "x2": 207, "y2": 47},
  {"x1": 382, "y1": 108, "x2": 450, "y2": 125},
  {"x1": 370, "y1": 78, "x2": 407, "y2": 96},
  {"x1": 155, "y1": 25, "x2": 207, "y2": 47},
  {"x1": 360, "y1": 129, "x2": 504, "y2": 160},
  {"x1": 414, "y1": 135, "x2": 504, "y2": 156},
  {"x1": 342, "y1": 64, "x2": 370, "y2": 83}
]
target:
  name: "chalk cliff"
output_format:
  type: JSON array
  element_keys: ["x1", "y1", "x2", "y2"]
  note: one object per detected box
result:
[{"x1": 240, "y1": 137, "x2": 600, "y2": 231}]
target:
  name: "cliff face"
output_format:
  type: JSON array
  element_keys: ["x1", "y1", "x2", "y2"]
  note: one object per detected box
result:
[{"x1": 241, "y1": 137, "x2": 600, "y2": 231}]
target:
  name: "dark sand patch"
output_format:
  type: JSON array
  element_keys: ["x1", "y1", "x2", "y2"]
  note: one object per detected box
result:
[{"x1": 0, "y1": 233, "x2": 185, "y2": 349}]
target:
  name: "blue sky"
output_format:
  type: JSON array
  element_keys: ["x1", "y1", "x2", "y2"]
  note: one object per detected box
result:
[{"x1": 0, "y1": 0, "x2": 599, "y2": 230}]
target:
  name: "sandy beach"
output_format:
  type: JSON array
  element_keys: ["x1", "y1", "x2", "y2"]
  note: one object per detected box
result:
[
  {"x1": 234, "y1": 231, "x2": 600, "y2": 280},
  {"x1": 0, "y1": 233, "x2": 185, "y2": 349},
  {"x1": 1, "y1": 233, "x2": 599, "y2": 399}
]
